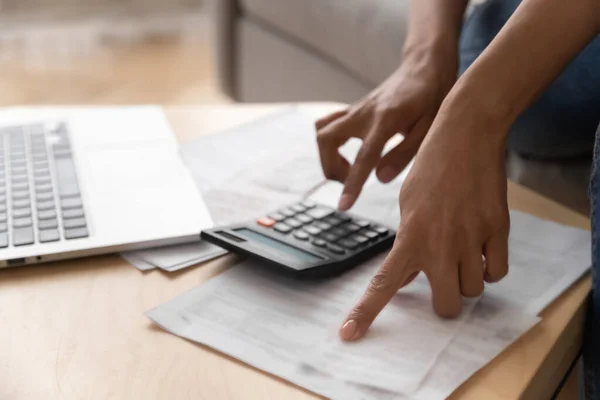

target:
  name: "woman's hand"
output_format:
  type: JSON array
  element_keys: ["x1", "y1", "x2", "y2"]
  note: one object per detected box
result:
[
  {"x1": 339, "y1": 96, "x2": 512, "y2": 341},
  {"x1": 316, "y1": 49, "x2": 457, "y2": 211}
]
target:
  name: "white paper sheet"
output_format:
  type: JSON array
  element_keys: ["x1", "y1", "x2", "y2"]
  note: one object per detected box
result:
[
  {"x1": 146, "y1": 258, "x2": 538, "y2": 400},
  {"x1": 488, "y1": 209, "x2": 591, "y2": 314},
  {"x1": 121, "y1": 253, "x2": 156, "y2": 271},
  {"x1": 300, "y1": 271, "x2": 474, "y2": 394},
  {"x1": 122, "y1": 242, "x2": 227, "y2": 272},
  {"x1": 179, "y1": 108, "x2": 319, "y2": 194}
]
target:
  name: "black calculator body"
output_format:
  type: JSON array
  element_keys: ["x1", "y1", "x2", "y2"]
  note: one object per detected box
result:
[{"x1": 201, "y1": 200, "x2": 395, "y2": 278}]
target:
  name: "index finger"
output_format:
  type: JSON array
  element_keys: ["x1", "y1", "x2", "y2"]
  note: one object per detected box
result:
[
  {"x1": 338, "y1": 133, "x2": 387, "y2": 210},
  {"x1": 316, "y1": 115, "x2": 353, "y2": 183},
  {"x1": 339, "y1": 245, "x2": 417, "y2": 341}
]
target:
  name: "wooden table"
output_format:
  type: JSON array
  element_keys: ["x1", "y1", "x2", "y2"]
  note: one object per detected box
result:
[{"x1": 0, "y1": 103, "x2": 591, "y2": 400}]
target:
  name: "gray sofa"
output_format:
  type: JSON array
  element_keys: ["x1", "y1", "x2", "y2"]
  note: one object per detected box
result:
[
  {"x1": 211, "y1": 0, "x2": 408, "y2": 103},
  {"x1": 210, "y1": 0, "x2": 591, "y2": 215}
]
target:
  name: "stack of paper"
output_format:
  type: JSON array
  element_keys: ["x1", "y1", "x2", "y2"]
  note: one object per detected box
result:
[
  {"x1": 121, "y1": 242, "x2": 227, "y2": 272},
  {"x1": 146, "y1": 177, "x2": 591, "y2": 398}
]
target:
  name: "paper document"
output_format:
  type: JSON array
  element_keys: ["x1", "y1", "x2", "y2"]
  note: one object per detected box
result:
[
  {"x1": 300, "y1": 270, "x2": 474, "y2": 394},
  {"x1": 489, "y1": 209, "x2": 591, "y2": 314},
  {"x1": 121, "y1": 253, "x2": 157, "y2": 271},
  {"x1": 179, "y1": 108, "x2": 321, "y2": 194},
  {"x1": 122, "y1": 242, "x2": 227, "y2": 272},
  {"x1": 147, "y1": 258, "x2": 538, "y2": 399}
]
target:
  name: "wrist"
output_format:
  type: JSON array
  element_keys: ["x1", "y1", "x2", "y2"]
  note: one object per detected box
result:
[
  {"x1": 401, "y1": 41, "x2": 459, "y2": 101},
  {"x1": 432, "y1": 83, "x2": 513, "y2": 151}
]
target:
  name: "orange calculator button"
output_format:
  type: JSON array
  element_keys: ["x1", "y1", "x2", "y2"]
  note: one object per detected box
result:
[{"x1": 257, "y1": 217, "x2": 276, "y2": 227}]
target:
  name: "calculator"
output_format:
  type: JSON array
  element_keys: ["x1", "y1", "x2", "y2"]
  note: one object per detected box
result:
[{"x1": 200, "y1": 200, "x2": 395, "y2": 278}]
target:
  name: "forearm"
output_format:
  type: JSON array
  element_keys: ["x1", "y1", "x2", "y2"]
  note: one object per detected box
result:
[
  {"x1": 448, "y1": 0, "x2": 600, "y2": 129},
  {"x1": 403, "y1": 0, "x2": 469, "y2": 90},
  {"x1": 404, "y1": 0, "x2": 468, "y2": 55}
]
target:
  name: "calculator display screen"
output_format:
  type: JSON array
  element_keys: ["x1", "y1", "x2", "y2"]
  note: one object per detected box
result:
[{"x1": 234, "y1": 229, "x2": 323, "y2": 262}]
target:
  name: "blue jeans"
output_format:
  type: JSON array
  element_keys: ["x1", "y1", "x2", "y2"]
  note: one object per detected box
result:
[{"x1": 460, "y1": 0, "x2": 600, "y2": 397}]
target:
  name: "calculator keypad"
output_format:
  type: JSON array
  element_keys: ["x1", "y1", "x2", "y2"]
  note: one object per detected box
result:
[{"x1": 256, "y1": 202, "x2": 390, "y2": 255}]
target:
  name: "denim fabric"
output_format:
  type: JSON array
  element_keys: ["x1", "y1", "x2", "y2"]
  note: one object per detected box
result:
[
  {"x1": 459, "y1": 0, "x2": 600, "y2": 160},
  {"x1": 586, "y1": 124, "x2": 600, "y2": 399},
  {"x1": 459, "y1": 0, "x2": 600, "y2": 397}
]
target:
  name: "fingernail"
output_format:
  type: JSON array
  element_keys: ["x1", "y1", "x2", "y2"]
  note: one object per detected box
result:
[
  {"x1": 338, "y1": 194, "x2": 353, "y2": 210},
  {"x1": 340, "y1": 320, "x2": 358, "y2": 341},
  {"x1": 378, "y1": 166, "x2": 395, "y2": 183}
]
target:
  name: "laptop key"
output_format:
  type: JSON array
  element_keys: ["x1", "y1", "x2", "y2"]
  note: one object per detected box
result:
[
  {"x1": 65, "y1": 227, "x2": 89, "y2": 240},
  {"x1": 34, "y1": 176, "x2": 51, "y2": 186},
  {"x1": 0, "y1": 204, "x2": 5, "y2": 213},
  {"x1": 0, "y1": 212, "x2": 6, "y2": 222},
  {"x1": 37, "y1": 201, "x2": 55, "y2": 211},
  {"x1": 13, "y1": 227, "x2": 34, "y2": 246},
  {"x1": 63, "y1": 218, "x2": 86, "y2": 229},
  {"x1": 12, "y1": 199, "x2": 30, "y2": 209},
  {"x1": 12, "y1": 182, "x2": 28, "y2": 191},
  {"x1": 62, "y1": 208, "x2": 84, "y2": 219},
  {"x1": 0, "y1": 222, "x2": 6, "y2": 232},
  {"x1": 38, "y1": 219, "x2": 58, "y2": 229},
  {"x1": 13, "y1": 217, "x2": 32, "y2": 228},
  {"x1": 39, "y1": 229, "x2": 60, "y2": 243},
  {"x1": 0, "y1": 232, "x2": 7, "y2": 248},
  {"x1": 54, "y1": 157, "x2": 80, "y2": 198},
  {"x1": 13, "y1": 208, "x2": 31, "y2": 218},
  {"x1": 12, "y1": 190, "x2": 29, "y2": 200},
  {"x1": 61, "y1": 197, "x2": 82, "y2": 210},
  {"x1": 36, "y1": 192, "x2": 54, "y2": 202},
  {"x1": 35, "y1": 184, "x2": 53, "y2": 193},
  {"x1": 38, "y1": 210, "x2": 57, "y2": 220}
]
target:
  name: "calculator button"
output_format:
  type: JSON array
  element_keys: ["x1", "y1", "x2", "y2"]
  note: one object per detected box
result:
[
  {"x1": 350, "y1": 234, "x2": 369, "y2": 245},
  {"x1": 344, "y1": 223, "x2": 361, "y2": 233},
  {"x1": 280, "y1": 208, "x2": 296, "y2": 217},
  {"x1": 301, "y1": 200, "x2": 316, "y2": 209},
  {"x1": 257, "y1": 216, "x2": 276, "y2": 228},
  {"x1": 274, "y1": 223, "x2": 293, "y2": 234},
  {"x1": 334, "y1": 212, "x2": 352, "y2": 222},
  {"x1": 312, "y1": 238, "x2": 327, "y2": 248},
  {"x1": 320, "y1": 232, "x2": 339, "y2": 242},
  {"x1": 363, "y1": 230, "x2": 379, "y2": 240},
  {"x1": 295, "y1": 214, "x2": 314, "y2": 224},
  {"x1": 373, "y1": 226, "x2": 389, "y2": 235},
  {"x1": 294, "y1": 230, "x2": 310, "y2": 240},
  {"x1": 268, "y1": 212, "x2": 286, "y2": 222},
  {"x1": 306, "y1": 207, "x2": 334, "y2": 220},
  {"x1": 354, "y1": 220, "x2": 370, "y2": 228},
  {"x1": 302, "y1": 225, "x2": 322, "y2": 236},
  {"x1": 323, "y1": 216, "x2": 342, "y2": 226},
  {"x1": 286, "y1": 218, "x2": 303, "y2": 229},
  {"x1": 291, "y1": 204, "x2": 307, "y2": 213},
  {"x1": 314, "y1": 221, "x2": 332, "y2": 230},
  {"x1": 331, "y1": 227, "x2": 349, "y2": 237},
  {"x1": 338, "y1": 238, "x2": 359, "y2": 250},
  {"x1": 326, "y1": 243, "x2": 346, "y2": 254}
]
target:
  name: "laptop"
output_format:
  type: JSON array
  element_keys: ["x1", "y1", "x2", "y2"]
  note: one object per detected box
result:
[{"x1": 0, "y1": 107, "x2": 213, "y2": 268}]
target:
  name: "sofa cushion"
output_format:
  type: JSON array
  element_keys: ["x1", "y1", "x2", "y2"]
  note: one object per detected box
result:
[{"x1": 237, "y1": 0, "x2": 409, "y2": 87}]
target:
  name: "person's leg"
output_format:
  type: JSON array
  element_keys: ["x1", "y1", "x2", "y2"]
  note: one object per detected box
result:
[
  {"x1": 459, "y1": 0, "x2": 600, "y2": 159},
  {"x1": 585, "y1": 124, "x2": 600, "y2": 399}
]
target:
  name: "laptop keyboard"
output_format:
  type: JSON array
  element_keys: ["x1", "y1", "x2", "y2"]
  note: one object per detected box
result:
[{"x1": 0, "y1": 123, "x2": 89, "y2": 248}]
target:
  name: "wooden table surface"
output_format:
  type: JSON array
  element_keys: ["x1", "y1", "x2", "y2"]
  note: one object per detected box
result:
[{"x1": 0, "y1": 103, "x2": 591, "y2": 400}]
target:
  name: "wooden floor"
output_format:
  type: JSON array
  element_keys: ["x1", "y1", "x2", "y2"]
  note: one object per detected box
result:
[{"x1": 0, "y1": 37, "x2": 230, "y2": 106}]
